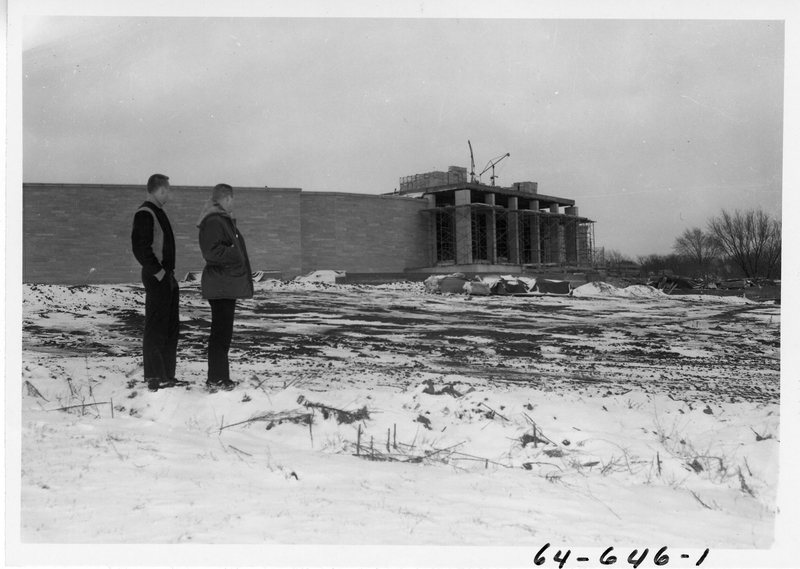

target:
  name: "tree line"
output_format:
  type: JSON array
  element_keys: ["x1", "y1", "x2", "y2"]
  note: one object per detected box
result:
[{"x1": 605, "y1": 207, "x2": 781, "y2": 281}]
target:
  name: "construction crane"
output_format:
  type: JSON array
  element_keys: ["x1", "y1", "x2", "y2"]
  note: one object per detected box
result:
[
  {"x1": 468, "y1": 140, "x2": 477, "y2": 183},
  {"x1": 480, "y1": 152, "x2": 510, "y2": 186}
]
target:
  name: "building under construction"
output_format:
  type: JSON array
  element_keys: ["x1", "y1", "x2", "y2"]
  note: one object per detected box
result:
[
  {"x1": 396, "y1": 166, "x2": 596, "y2": 274},
  {"x1": 23, "y1": 164, "x2": 598, "y2": 284}
]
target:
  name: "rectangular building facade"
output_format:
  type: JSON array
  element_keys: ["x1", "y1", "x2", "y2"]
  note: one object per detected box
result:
[
  {"x1": 22, "y1": 174, "x2": 593, "y2": 284},
  {"x1": 22, "y1": 183, "x2": 430, "y2": 284}
]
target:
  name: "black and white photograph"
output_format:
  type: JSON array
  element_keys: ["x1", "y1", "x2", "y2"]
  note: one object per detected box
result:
[{"x1": 6, "y1": 1, "x2": 798, "y2": 567}]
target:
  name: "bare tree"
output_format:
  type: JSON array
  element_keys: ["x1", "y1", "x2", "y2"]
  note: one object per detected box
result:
[
  {"x1": 707, "y1": 209, "x2": 781, "y2": 279},
  {"x1": 605, "y1": 249, "x2": 626, "y2": 269},
  {"x1": 637, "y1": 253, "x2": 690, "y2": 277},
  {"x1": 673, "y1": 227, "x2": 720, "y2": 278},
  {"x1": 605, "y1": 249, "x2": 636, "y2": 276}
]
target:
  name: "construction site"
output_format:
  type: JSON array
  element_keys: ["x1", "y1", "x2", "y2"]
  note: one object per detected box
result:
[
  {"x1": 23, "y1": 151, "x2": 599, "y2": 285},
  {"x1": 395, "y1": 162, "x2": 596, "y2": 275}
]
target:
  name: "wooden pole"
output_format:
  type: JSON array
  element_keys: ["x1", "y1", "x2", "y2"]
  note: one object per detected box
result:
[
  {"x1": 50, "y1": 401, "x2": 110, "y2": 413},
  {"x1": 393, "y1": 424, "x2": 397, "y2": 450},
  {"x1": 357, "y1": 424, "x2": 362, "y2": 456},
  {"x1": 110, "y1": 398, "x2": 114, "y2": 419}
]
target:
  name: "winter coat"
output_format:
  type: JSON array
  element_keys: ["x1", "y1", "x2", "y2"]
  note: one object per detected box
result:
[{"x1": 197, "y1": 200, "x2": 254, "y2": 300}]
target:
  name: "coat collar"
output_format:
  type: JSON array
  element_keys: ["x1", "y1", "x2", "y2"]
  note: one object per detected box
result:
[
  {"x1": 196, "y1": 199, "x2": 234, "y2": 227},
  {"x1": 145, "y1": 194, "x2": 164, "y2": 209}
]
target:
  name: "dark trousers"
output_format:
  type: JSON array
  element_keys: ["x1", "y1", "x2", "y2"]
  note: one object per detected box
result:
[
  {"x1": 208, "y1": 298, "x2": 237, "y2": 382},
  {"x1": 142, "y1": 269, "x2": 179, "y2": 381}
]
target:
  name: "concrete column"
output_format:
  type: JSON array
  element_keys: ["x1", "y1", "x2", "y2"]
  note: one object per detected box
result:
[
  {"x1": 507, "y1": 197, "x2": 519, "y2": 265},
  {"x1": 577, "y1": 223, "x2": 592, "y2": 265},
  {"x1": 564, "y1": 206, "x2": 578, "y2": 263},
  {"x1": 528, "y1": 202, "x2": 540, "y2": 265},
  {"x1": 549, "y1": 205, "x2": 561, "y2": 263},
  {"x1": 485, "y1": 193, "x2": 496, "y2": 263},
  {"x1": 454, "y1": 189, "x2": 473, "y2": 265}
]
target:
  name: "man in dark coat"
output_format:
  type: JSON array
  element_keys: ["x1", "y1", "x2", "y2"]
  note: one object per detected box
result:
[
  {"x1": 131, "y1": 173, "x2": 180, "y2": 392},
  {"x1": 197, "y1": 183, "x2": 253, "y2": 391}
]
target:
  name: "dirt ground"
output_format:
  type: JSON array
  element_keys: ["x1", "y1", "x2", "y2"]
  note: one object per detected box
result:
[{"x1": 23, "y1": 282, "x2": 780, "y2": 405}]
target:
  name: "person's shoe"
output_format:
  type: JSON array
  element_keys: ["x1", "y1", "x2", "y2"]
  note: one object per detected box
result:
[
  {"x1": 147, "y1": 379, "x2": 160, "y2": 392},
  {"x1": 162, "y1": 378, "x2": 190, "y2": 389},
  {"x1": 206, "y1": 379, "x2": 237, "y2": 392}
]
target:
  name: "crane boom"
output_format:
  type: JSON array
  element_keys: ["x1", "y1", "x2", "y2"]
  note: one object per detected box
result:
[
  {"x1": 468, "y1": 140, "x2": 477, "y2": 183},
  {"x1": 479, "y1": 152, "x2": 510, "y2": 186}
]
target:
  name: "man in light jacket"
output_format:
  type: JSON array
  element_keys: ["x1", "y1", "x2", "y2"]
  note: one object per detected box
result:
[
  {"x1": 197, "y1": 183, "x2": 253, "y2": 391},
  {"x1": 131, "y1": 173, "x2": 180, "y2": 392}
]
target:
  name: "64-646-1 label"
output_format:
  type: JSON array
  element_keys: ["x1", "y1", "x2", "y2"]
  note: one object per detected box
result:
[{"x1": 534, "y1": 544, "x2": 710, "y2": 568}]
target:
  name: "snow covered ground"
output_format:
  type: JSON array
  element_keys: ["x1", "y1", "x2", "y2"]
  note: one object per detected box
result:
[{"x1": 8, "y1": 278, "x2": 795, "y2": 567}]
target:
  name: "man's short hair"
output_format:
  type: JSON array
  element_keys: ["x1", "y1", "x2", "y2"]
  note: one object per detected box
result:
[
  {"x1": 147, "y1": 174, "x2": 170, "y2": 194},
  {"x1": 212, "y1": 183, "x2": 234, "y2": 201}
]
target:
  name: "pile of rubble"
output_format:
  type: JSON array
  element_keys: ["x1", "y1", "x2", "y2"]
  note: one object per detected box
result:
[
  {"x1": 648, "y1": 275, "x2": 779, "y2": 293},
  {"x1": 423, "y1": 273, "x2": 571, "y2": 296}
]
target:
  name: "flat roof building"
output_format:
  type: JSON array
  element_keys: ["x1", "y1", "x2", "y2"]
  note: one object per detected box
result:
[
  {"x1": 390, "y1": 166, "x2": 596, "y2": 274},
  {"x1": 23, "y1": 166, "x2": 596, "y2": 284}
]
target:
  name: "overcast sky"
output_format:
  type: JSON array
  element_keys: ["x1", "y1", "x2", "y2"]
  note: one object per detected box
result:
[{"x1": 20, "y1": 11, "x2": 785, "y2": 258}]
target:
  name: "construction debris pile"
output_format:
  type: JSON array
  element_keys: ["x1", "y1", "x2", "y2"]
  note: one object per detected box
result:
[
  {"x1": 424, "y1": 273, "x2": 571, "y2": 296},
  {"x1": 647, "y1": 275, "x2": 778, "y2": 292}
]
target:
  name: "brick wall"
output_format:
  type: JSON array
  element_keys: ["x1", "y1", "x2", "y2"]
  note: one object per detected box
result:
[
  {"x1": 24, "y1": 184, "x2": 152, "y2": 284},
  {"x1": 235, "y1": 188, "x2": 303, "y2": 277},
  {"x1": 300, "y1": 192, "x2": 429, "y2": 273},
  {"x1": 23, "y1": 183, "x2": 430, "y2": 284},
  {"x1": 23, "y1": 184, "x2": 305, "y2": 284}
]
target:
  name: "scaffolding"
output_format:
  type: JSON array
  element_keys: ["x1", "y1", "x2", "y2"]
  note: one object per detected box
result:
[
  {"x1": 423, "y1": 204, "x2": 596, "y2": 270},
  {"x1": 434, "y1": 210, "x2": 455, "y2": 262}
]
